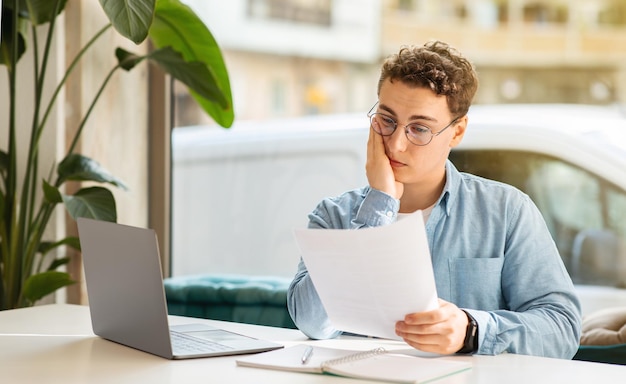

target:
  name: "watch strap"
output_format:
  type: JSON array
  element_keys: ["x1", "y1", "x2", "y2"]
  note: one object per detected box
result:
[{"x1": 457, "y1": 310, "x2": 478, "y2": 354}]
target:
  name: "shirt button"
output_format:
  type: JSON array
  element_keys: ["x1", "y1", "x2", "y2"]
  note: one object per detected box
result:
[{"x1": 386, "y1": 211, "x2": 394, "y2": 218}]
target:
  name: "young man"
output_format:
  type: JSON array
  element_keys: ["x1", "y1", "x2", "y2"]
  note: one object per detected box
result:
[{"x1": 287, "y1": 41, "x2": 581, "y2": 358}]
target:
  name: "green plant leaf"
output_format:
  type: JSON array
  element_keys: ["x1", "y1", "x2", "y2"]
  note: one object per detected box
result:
[
  {"x1": 57, "y1": 154, "x2": 128, "y2": 190},
  {"x1": 0, "y1": 189, "x2": 6, "y2": 219},
  {"x1": 62, "y1": 186, "x2": 117, "y2": 222},
  {"x1": 98, "y1": 0, "x2": 155, "y2": 44},
  {"x1": 0, "y1": 150, "x2": 4, "y2": 218},
  {"x1": 115, "y1": 46, "x2": 228, "y2": 110},
  {"x1": 115, "y1": 47, "x2": 144, "y2": 70},
  {"x1": 20, "y1": 0, "x2": 68, "y2": 25},
  {"x1": 148, "y1": 47, "x2": 228, "y2": 108},
  {"x1": 39, "y1": 237, "x2": 81, "y2": 255},
  {"x1": 0, "y1": 150, "x2": 8, "y2": 174},
  {"x1": 149, "y1": 0, "x2": 233, "y2": 127},
  {"x1": 0, "y1": 6, "x2": 28, "y2": 67},
  {"x1": 42, "y1": 179, "x2": 63, "y2": 203},
  {"x1": 47, "y1": 257, "x2": 71, "y2": 271},
  {"x1": 22, "y1": 271, "x2": 75, "y2": 304},
  {"x1": 0, "y1": 188, "x2": 4, "y2": 219}
]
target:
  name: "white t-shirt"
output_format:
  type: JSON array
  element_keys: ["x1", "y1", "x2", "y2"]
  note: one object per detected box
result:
[{"x1": 397, "y1": 203, "x2": 435, "y2": 223}]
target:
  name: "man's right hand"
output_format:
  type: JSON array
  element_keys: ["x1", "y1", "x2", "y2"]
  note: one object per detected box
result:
[{"x1": 365, "y1": 127, "x2": 404, "y2": 199}]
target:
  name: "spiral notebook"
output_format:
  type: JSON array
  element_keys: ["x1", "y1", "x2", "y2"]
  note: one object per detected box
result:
[{"x1": 236, "y1": 344, "x2": 472, "y2": 383}]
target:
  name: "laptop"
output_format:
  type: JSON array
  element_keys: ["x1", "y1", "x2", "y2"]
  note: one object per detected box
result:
[{"x1": 77, "y1": 217, "x2": 283, "y2": 359}]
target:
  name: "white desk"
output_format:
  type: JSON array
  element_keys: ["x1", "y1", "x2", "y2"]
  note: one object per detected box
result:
[{"x1": 0, "y1": 304, "x2": 623, "y2": 383}]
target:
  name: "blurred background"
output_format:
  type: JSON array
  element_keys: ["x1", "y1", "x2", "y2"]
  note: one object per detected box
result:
[
  {"x1": 169, "y1": 0, "x2": 626, "y2": 312},
  {"x1": 175, "y1": 0, "x2": 626, "y2": 125}
]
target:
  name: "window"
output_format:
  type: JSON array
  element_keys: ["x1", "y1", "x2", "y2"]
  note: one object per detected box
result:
[
  {"x1": 271, "y1": 78, "x2": 287, "y2": 115},
  {"x1": 449, "y1": 150, "x2": 626, "y2": 288},
  {"x1": 247, "y1": 0, "x2": 332, "y2": 26},
  {"x1": 598, "y1": 0, "x2": 626, "y2": 27}
]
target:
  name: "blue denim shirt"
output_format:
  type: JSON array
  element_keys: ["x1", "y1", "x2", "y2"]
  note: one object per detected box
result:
[{"x1": 287, "y1": 160, "x2": 582, "y2": 359}]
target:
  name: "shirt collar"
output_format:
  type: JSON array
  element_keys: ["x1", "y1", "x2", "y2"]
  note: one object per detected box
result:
[{"x1": 435, "y1": 160, "x2": 462, "y2": 217}]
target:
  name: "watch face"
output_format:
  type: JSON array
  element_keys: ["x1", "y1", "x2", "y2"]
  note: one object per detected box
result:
[{"x1": 468, "y1": 317, "x2": 478, "y2": 352}]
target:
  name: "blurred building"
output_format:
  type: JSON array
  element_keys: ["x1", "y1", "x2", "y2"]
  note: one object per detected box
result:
[
  {"x1": 178, "y1": 0, "x2": 626, "y2": 126},
  {"x1": 384, "y1": 0, "x2": 626, "y2": 106}
]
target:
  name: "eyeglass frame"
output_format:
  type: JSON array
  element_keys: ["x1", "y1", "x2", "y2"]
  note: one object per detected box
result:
[{"x1": 367, "y1": 101, "x2": 461, "y2": 146}]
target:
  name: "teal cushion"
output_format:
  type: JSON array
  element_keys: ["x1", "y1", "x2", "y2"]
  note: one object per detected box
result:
[
  {"x1": 164, "y1": 274, "x2": 296, "y2": 329},
  {"x1": 574, "y1": 344, "x2": 626, "y2": 365}
]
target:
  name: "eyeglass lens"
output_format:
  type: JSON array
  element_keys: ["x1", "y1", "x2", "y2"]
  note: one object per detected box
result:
[{"x1": 369, "y1": 113, "x2": 434, "y2": 146}]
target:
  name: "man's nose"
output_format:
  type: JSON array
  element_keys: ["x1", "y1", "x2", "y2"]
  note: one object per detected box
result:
[{"x1": 385, "y1": 127, "x2": 409, "y2": 152}]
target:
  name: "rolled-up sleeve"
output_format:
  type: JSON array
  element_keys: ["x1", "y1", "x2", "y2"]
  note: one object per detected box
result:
[{"x1": 287, "y1": 187, "x2": 399, "y2": 339}]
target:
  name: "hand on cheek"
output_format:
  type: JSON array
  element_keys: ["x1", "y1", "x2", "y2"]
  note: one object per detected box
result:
[{"x1": 365, "y1": 128, "x2": 404, "y2": 199}]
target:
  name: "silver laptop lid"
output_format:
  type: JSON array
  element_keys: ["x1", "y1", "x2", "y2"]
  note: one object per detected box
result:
[{"x1": 77, "y1": 217, "x2": 174, "y2": 359}]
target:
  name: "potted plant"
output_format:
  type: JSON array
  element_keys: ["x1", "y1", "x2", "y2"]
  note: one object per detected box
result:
[{"x1": 0, "y1": 0, "x2": 234, "y2": 309}]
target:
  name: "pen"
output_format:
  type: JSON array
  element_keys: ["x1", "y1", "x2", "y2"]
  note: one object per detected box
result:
[{"x1": 301, "y1": 346, "x2": 314, "y2": 364}]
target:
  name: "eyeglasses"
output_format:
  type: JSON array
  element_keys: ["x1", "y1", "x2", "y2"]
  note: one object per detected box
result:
[{"x1": 367, "y1": 102, "x2": 460, "y2": 146}]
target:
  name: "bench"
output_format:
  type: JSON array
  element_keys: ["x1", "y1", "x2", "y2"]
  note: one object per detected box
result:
[{"x1": 164, "y1": 274, "x2": 296, "y2": 329}]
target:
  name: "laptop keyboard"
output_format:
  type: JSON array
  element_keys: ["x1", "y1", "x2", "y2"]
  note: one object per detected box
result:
[{"x1": 170, "y1": 330, "x2": 234, "y2": 354}]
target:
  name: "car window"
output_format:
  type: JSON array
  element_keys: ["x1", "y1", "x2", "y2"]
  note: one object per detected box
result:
[
  {"x1": 608, "y1": 189, "x2": 626, "y2": 240},
  {"x1": 449, "y1": 150, "x2": 626, "y2": 288},
  {"x1": 530, "y1": 162, "x2": 603, "y2": 231}
]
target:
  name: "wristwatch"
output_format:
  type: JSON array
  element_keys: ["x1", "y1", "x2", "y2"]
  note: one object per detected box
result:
[{"x1": 457, "y1": 310, "x2": 478, "y2": 354}]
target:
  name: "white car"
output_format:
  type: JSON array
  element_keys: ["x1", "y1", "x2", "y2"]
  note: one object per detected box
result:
[
  {"x1": 172, "y1": 104, "x2": 626, "y2": 315},
  {"x1": 455, "y1": 104, "x2": 626, "y2": 315}
]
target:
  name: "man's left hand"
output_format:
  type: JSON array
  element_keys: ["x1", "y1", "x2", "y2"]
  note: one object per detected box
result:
[{"x1": 395, "y1": 299, "x2": 469, "y2": 355}]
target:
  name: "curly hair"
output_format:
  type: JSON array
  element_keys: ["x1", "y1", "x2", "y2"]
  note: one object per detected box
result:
[{"x1": 377, "y1": 41, "x2": 478, "y2": 117}]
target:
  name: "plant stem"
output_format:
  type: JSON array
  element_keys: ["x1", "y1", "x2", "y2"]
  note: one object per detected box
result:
[
  {"x1": 21, "y1": 0, "x2": 62, "y2": 225},
  {"x1": 17, "y1": 16, "x2": 115, "y2": 306},
  {"x1": 3, "y1": 0, "x2": 20, "y2": 310},
  {"x1": 65, "y1": 63, "x2": 123, "y2": 159},
  {"x1": 16, "y1": 0, "x2": 63, "y2": 304},
  {"x1": 31, "y1": 204, "x2": 56, "y2": 274},
  {"x1": 20, "y1": 202, "x2": 56, "y2": 306},
  {"x1": 37, "y1": 24, "x2": 113, "y2": 158},
  {"x1": 26, "y1": 23, "x2": 41, "y2": 249}
]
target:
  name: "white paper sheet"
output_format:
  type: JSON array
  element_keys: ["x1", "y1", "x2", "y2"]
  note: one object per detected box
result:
[{"x1": 293, "y1": 211, "x2": 439, "y2": 340}]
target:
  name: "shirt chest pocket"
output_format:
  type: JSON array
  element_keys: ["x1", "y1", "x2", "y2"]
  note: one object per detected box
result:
[{"x1": 448, "y1": 257, "x2": 505, "y2": 310}]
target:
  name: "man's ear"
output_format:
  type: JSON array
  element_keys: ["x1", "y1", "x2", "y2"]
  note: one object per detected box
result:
[{"x1": 450, "y1": 115, "x2": 468, "y2": 148}]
